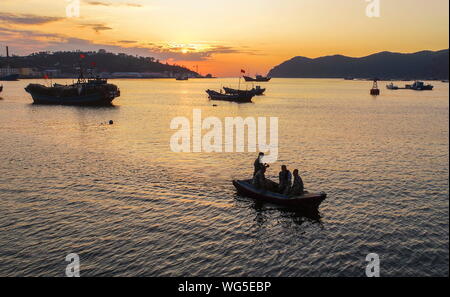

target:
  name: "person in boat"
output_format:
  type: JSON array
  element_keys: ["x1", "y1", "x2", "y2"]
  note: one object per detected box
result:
[
  {"x1": 252, "y1": 166, "x2": 267, "y2": 190},
  {"x1": 290, "y1": 169, "x2": 304, "y2": 196},
  {"x1": 278, "y1": 165, "x2": 292, "y2": 194},
  {"x1": 253, "y1": 152, "x2": 267, "y2": 177}
]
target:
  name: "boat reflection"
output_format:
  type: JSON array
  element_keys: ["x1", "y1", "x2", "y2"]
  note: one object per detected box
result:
[{"x1": 234, "y1": 193, "x2": 323, "y2": 227}]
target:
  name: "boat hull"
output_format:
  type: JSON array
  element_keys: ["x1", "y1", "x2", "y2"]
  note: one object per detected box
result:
[
  {"x1": 223, "y1": 87, "x2": 265, "y2": 96},
  {"x1": 27, "y1": 92, "x2": 115, "y2": 106},
  {"x1": 233, "y1": 179, "x2": 326, "y2": 208}
]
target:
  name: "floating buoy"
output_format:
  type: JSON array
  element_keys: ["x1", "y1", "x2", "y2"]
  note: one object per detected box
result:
[{"x1": 370, "y1": 79, "x2": 380, "y2": 95}]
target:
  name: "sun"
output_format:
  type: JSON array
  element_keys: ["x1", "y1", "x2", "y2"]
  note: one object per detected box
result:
[{"x1": 181, "y1": 48, "x2": 188, "y2": 54}]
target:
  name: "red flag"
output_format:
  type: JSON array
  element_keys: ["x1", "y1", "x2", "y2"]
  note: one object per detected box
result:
[
  {"x1": 80, "y1": 54, "x2": 85, "y2": 59},
  {"x1": 240, "y1": 69, "x2": 245, "y2": 73}
]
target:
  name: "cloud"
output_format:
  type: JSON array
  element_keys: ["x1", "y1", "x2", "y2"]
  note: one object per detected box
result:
[
  {"x1": 84, "y1": 1, "x2": 142, "y2": 7},
  {"x1": 148, "y1": 44, "x2": 263, "y2": 61},
  {"x1": 0, "y1": 25, "x2": 261, "y2": 62},
  {"x1": 0, "y1": 13, "x2": 63, "y2": 25},
  {"x1": 78, "y1": 23, "x2": 113, "y2": 33}
]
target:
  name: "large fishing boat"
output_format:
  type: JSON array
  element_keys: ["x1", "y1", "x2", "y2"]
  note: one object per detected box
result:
[{"x1": 25, "y1": 65, "x2": 120, "y2": 106}]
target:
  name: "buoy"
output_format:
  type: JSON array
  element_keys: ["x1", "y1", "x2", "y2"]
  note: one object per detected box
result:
[
  {"x1": 109, "y1": 120, "x2": 114, "y2": 125},
  {"x1": 370, "y1": 79, "x2": 380, "y2": 95}
]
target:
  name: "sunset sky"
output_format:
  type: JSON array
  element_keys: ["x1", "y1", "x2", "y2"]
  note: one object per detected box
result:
[{"x1": 0, "y1": 0, "x2": 448, "y2": 76}]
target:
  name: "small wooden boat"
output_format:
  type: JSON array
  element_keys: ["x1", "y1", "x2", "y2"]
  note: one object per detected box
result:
[
  {"x1": 243, "y1": 75, "x2": 271, "y2": 82},
  {"x1": 233, "y1": 179, "x2": 326, "y2": 208},
  {"x1": 206, "y1": 89, "x2": 254, "y2": 103}
]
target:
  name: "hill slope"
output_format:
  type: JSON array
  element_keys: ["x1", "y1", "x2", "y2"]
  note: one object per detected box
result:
[
  {"x1": 268, "y1": 49, "x2": 449, "y2": 80},
  {"x1": 0, "y1": 51, "x2": 198, "y2": 77}
]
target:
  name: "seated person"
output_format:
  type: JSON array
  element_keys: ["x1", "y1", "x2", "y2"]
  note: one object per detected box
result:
[
  {"x1": 278, "y1": 165, "x2": 292, "y2": 195},
  {"x1": 290, "y1": 169, "x2": 304, "y2": 196}
]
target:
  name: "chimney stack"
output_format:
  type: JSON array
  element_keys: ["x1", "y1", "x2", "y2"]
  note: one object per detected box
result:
[{"x1": 6, "y1": 46, "x2": 9, "y2": 58}]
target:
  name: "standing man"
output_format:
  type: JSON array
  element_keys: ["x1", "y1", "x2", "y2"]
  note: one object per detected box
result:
[
  {"x1": 253, "y1": 152, "x2": 265, "y2": 177},
  {"x1": 253, "y1": 166, "x2": 267, "y2": 190}
]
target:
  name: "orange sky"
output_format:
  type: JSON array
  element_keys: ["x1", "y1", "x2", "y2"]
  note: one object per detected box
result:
[{"x1": 0, "y1": 0, "x2": 448, "y2": 76}]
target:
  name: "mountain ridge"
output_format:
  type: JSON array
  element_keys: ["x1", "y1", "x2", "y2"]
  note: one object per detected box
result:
[{"x1": 268, "y1": 49, "x2": 449, "y2": 80}]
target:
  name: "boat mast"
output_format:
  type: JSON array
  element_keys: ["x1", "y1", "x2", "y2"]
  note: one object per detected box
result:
[{"x1": 77, "y1": 55, "x2": 86, "y2": 84}]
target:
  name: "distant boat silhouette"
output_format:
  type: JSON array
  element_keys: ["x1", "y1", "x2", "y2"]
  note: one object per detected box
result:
[
  {"x1": 243, "y1": 75, "x2": 271, "y2": 82},
  {"x1": 176, "y1": 75, "x2": 188, "y2": 81},
  {"x1": 405, "y1": 81, "x2": 434, "y2": 91}
]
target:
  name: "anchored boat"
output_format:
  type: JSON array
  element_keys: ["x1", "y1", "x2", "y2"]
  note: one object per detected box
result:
[
  {"x1": 206, "y1": 89, "x2": 254, "y2": 103},
  {"x1": 243, "y1": 75, "x2": 271, "y2": 82},
  {"x1": 406, "y1": 81, "x2": 434, "y2": 91},
  {"x1": 25, "y1": 76, "x2": 120, "y2": 106},
  {"x1": 233, "y1": 179, "x2": 326, "y2": 208}
]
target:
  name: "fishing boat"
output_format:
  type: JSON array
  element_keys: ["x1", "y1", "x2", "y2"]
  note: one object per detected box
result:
[
  {"x1": 405, "y1": 81, "x2": 433, "y2": 91},
  {"x1": 25, "y1": 76, "x2": 120, "y2": 106},
  {"x1": 206, "y1": 89, "x2": 254, "y2": 103},
  {"x1": 243, "y1": 75, "x2": 271, "y2": 82},
  {"x1": 233, "y1": 179, "x2": 326, "y2": 208},
  {"x1": 223, "y1": 85, "x2": 266, "y2": 96},
  {"x1": 386, "y1": 82, "x2": 399, "y2": 90}
]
